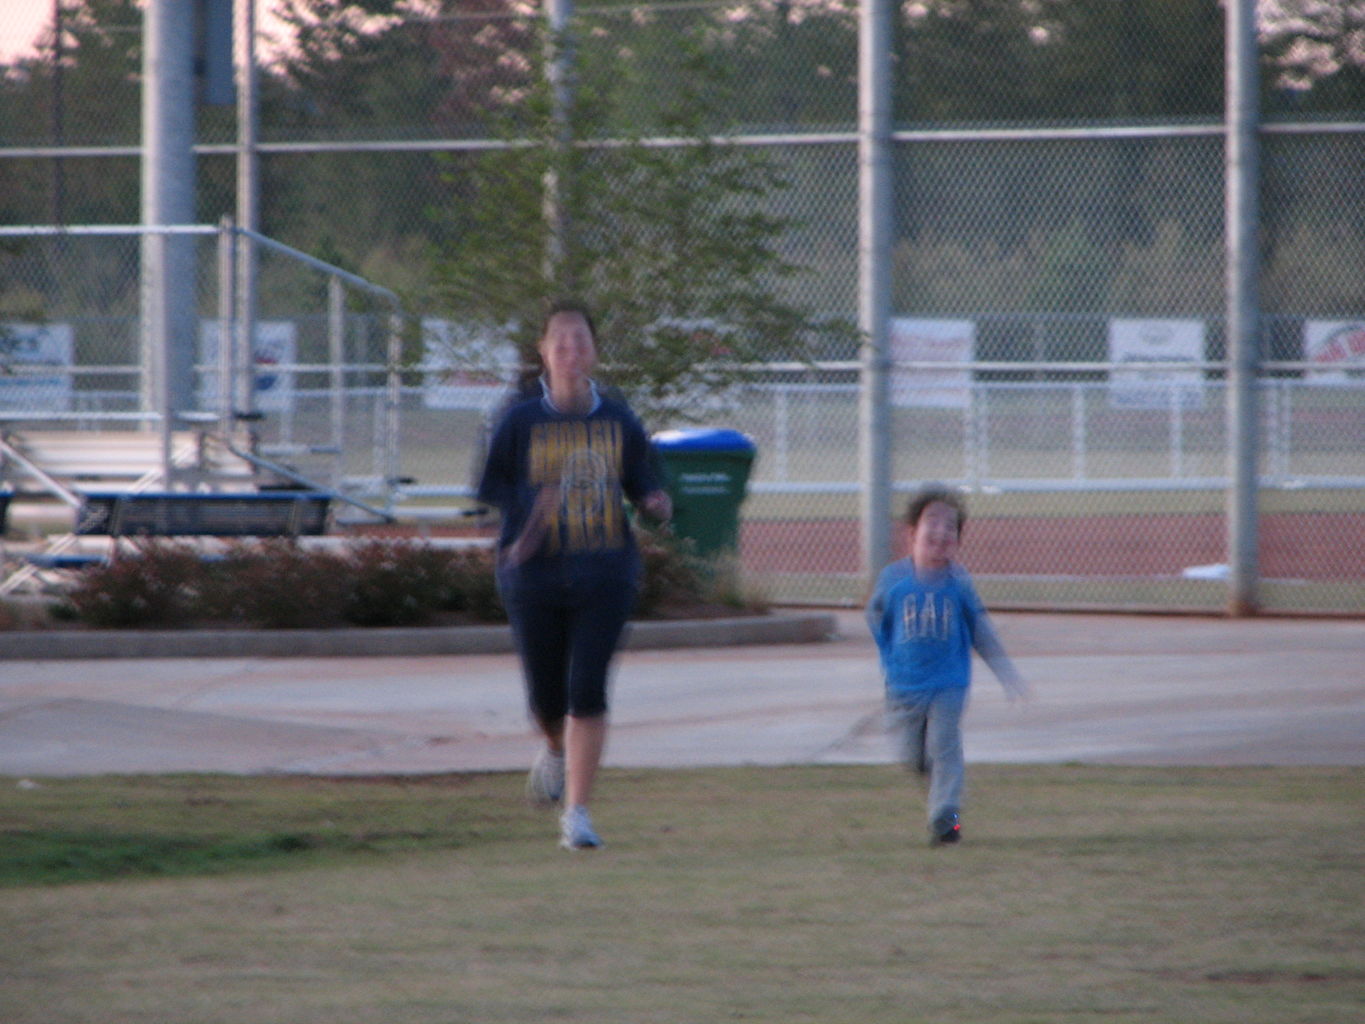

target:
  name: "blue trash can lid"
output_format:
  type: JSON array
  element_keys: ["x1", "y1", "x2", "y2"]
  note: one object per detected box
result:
[{"x1": 652, "y1": 427, "x2": 756, "y2": 453}]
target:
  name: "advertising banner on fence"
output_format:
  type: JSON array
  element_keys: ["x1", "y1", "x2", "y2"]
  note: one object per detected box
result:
[
  {"x1": 421, "y1": 318, "x2": 519, "y2": 411},
  {"x1": 1107, "y1": 318, "x2": 1205, "y2": 410},
  {"x1": 1303, "y1": 320, "x2": 1365, "y2": 382},
  {"x1": 0, "y1": 322, "x2": 73, "y2": 413},
  {"x1": 198, "y1": 320, "x2": 297, "y2": 412},
  {"x1": 889, "y1": 318, "x2": 974, "y2": 408}
]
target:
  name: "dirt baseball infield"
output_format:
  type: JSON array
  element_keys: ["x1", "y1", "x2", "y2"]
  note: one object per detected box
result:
[{"x1": 740, "y1": 511, "x2": 1365, "y2": 580}]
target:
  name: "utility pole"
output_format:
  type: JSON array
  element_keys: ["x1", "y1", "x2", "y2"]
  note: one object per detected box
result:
[
  {"x1": 543, "y1": 0, "x2": 574, "y2": 291},
  {"x1": 50, "y1": 0, "x2": 66, "y2": 227},
  {"x1": 140, "y1": 0, "x2": 199, "y2": 479},
  {"x1": 1225, "y1": 0, "x2": 1261, "y2": 616},
  {"x1": 858, "y1": 0, "x2": 894, "y2": 580},
  {"x1": 235, "y1": 0, "x2": 260, "y2": 418}
]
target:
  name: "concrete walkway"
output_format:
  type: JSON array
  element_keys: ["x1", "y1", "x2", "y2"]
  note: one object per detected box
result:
[{"x1": 0, "y1": 611, "x2": 1361, "y2": 777}]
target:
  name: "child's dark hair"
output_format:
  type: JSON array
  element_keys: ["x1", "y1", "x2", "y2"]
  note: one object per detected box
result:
[{"x1": 905, "y1": 485, "x2": 967, "y2": 536}]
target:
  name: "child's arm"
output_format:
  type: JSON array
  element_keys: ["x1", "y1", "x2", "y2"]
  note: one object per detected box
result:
[
  {"x1": 865, "y1": 584, "x2": 887, "y2": 643},
  {"x1": 977, "y1": 618, "x2": 1028, "y2": 699},
  {"x1": 865, "y1": 593, "x2": 892, "y2": 661},
  {"x1": 865, "y1": 562, "x2": 908, "y2": 654},
  {"x1": 970, "y1": 601, "x2": 1030, "y2": 702}
]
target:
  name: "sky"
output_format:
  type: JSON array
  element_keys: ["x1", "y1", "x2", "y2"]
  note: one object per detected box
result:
[
  {"x1": 0, "y1": 0, "x2": 53, "y2": 65},
  {"x1": 0, "y1": 2, "x2": 297, "y2": 69}
]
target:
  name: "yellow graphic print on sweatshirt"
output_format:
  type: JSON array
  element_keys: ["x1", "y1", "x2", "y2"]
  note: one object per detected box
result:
[{"x1": 528, "y1": 419, "x2": 626, "y2": 553}]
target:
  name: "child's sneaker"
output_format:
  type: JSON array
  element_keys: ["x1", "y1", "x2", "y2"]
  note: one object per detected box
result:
[
  {"x1": 526, "y1": 747, "x2": 565, "y2": 806},
  {"x1": 930, "y1": 813, "x2": 961, "y2": 847},
  {"x1": 559, "y1": 805, "x2": 603, "y2": 850}
]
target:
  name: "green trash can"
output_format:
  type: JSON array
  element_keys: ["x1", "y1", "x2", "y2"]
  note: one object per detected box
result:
[{"x1": 651, "y1": 428, "x2": 757, "y2": 559}]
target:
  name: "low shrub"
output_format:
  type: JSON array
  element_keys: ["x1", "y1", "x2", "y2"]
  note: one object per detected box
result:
[
  {"x1": 440, "y1": 546, "x2": 503, "y2": 622},
  {"x1": 697, "y1": 551, "x2": 772, "y2": 615},
  {"x1": 636, "y1": 529, "x2": 709, "y2": 617},
  {"x1": 343, "y1": 540, "x2": 454, "y2": 627},
  {"x1": 64, "y1": 542, "x2": 207, "y2": 629},
  {"x1": 212, "y1": 542, "x2": 356, "y2": 630},
  {"x1": 52, "y1": 533, "x2": 742, "y2": 630}
]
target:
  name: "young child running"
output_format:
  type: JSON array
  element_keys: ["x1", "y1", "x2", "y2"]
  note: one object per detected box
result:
[{"x1": 866, "y1": 486, "x2": 1029, "y2": 846}]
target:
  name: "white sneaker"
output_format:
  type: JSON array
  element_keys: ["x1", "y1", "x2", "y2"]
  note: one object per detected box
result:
[
  {"x1": 526, "y1": 747, "x2": 565, "y2": 806},
  {"x1": 559, "y1": 805, "x2": 603, "y2": 850}
]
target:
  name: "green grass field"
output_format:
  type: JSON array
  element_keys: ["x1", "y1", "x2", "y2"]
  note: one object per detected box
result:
[{"x1": 2, "y1": 765, "x2": 1362, "y2": 1023}]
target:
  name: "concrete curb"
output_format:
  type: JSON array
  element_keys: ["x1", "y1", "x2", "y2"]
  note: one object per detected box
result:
[{"x1": 0, "y1": 612, "x2": 839, "y2": 661}]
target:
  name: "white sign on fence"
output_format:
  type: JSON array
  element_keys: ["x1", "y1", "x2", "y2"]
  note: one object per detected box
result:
[
  {"x1": 1303, "y1": 320, "x2": 1365, "y2": 382},
  {"x1": 889, "y1": 318, "x2": 974, "y2": 408},
  {"x1": 198, "y1": 320, "x2": 297, "y2": 412},
  {"x1": 1107, "y1": 318, "x2": 1205, "y2": 410},
  {"x1": 421, "y1": 318, "x2": 519, "y2": 411},
  {"x1": 0, "y1": 322, "x2": 73, "y2": 412}
]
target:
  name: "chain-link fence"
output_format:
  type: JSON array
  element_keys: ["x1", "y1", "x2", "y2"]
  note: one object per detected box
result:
[
  {"x1": 1, "y1": 1, "x2": 1362, "y2": 614},
  {"x1": 721, "y1": 364, "x2": 1364, "y2": 613},
  {"x1": 0, "y1": 224, "x2": 403, "y2": 519}
]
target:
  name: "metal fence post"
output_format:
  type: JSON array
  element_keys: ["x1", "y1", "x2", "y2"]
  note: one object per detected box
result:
[
  {"x1": 1273, "y1": 382, "x2": 1291, "y2": 480},
  {"x1": 1071, "y1": 384, "x2": 1086, "y2": 481},
  {"x1": 544, "y1": 0, "x2": 574, "y2": 287},
  {"x1": 234, "y1": 0, "x2": 260, "y2": 421},
  {"x1": 962, "y1": 388, "x2": 977, "y2": 486},
  {"x1": 328, "y1": 276, "x2": 347, "y2": 491},
  {"x1": 140, "y1": 0, "x2": 197, "y2": 482},
  {"x1": 216, "y1": 218, "x2": 237, "y2": 431},
  {"x1": 774, "y1": 386, "x2": 790, "y2": 482},
  {"x1": 384, "y1": 311, "x2": 404, "y2": 515},
  {"x1": 858, "y1": 0, "x2": 893, "y2": 580},
  {"x1": 1225, "y1": 0, "x2": 1261, "y2": 616}
]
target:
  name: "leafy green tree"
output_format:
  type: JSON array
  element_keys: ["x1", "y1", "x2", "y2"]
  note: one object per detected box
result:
[
  {"x1": 565, "y1": 0, "x2": 860, "y2": 134},
  {"x1": 0, "y1": 0, "x2": 143, "y2": 148},
  {"x1": 429, "y1": 25, "x2": 854, "y2": 422},
  {"x1": 258, "y1": 1, "x2": 546, "y2": 291},
  {"x1": 4, "y1": 0, "x2": 1363, "y2": 343},
  {"x1": 0, "y1": 0, "x2": 142, "y2": 230}
]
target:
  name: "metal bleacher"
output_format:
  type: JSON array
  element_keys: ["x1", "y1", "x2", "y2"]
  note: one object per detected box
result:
[{"x1": 0, "y1": 427, "x2": 336, "y2": 595}]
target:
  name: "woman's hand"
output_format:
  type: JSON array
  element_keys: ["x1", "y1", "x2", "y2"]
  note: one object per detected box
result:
[
  {"x1": 639, "y1": 488, "x2": 672, "y2": 524},
  {"x1": 502, "y1": 484, "x2": 561, "y2": 567}
]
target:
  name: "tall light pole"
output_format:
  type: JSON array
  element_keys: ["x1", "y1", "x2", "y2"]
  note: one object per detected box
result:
[
  {"x1": 235, "y1": 0, "x2": 260, "y2": 418},
  {"x1": 859, "y1": 0, "x2": 894, "y2": 580},
  {"x1": 1225, "y1": 0, "x2": 1261, "y2": 616},
  {"x1": 140, "y1": 0, "x2": 198, "y2": 478},
  {"x1": 543, "y1": 0, "x2": 574, "y2": 291},
  {"x1": 50, "y1": 0, "x2": 66, "y2": 227}
]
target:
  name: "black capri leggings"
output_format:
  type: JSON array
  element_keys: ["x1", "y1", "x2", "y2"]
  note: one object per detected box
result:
[{"x1": 498, "y1": 553, "x2": 641, "y2": 722}]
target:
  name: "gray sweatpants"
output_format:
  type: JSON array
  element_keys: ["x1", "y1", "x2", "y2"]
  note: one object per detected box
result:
[{"x1": 887, "y1": 688, "x2": 968, "y2": 831}]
